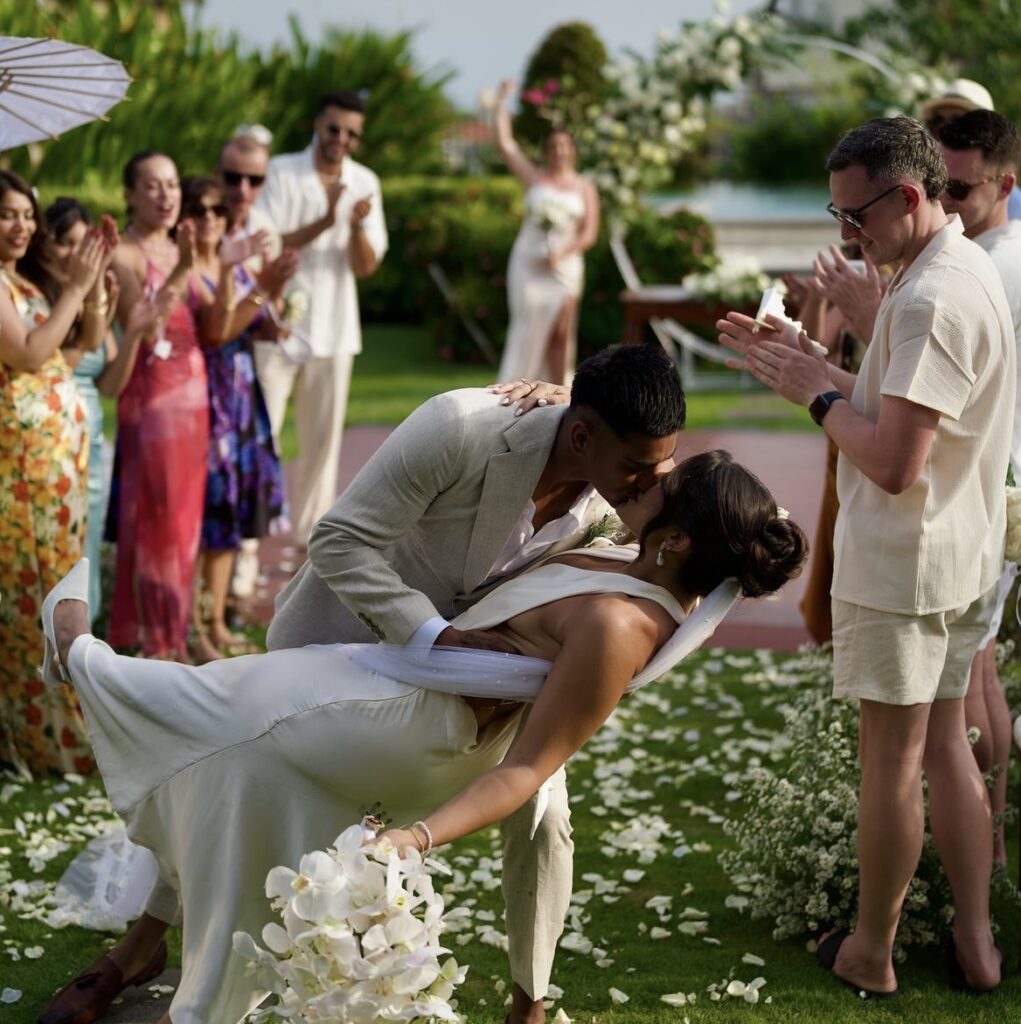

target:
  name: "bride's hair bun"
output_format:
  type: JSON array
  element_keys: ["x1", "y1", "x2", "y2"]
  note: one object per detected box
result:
[
  {"x1": 641, "y1": 450, "x2": 808, "y2": 598},
  {"x1": 737, "y1": 515, "x2": 808, "y2": 598}
]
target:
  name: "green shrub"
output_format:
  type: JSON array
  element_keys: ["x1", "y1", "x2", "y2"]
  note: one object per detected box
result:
[{"x1": 719, "y1": 97, "x2": 863, "y2": 184}]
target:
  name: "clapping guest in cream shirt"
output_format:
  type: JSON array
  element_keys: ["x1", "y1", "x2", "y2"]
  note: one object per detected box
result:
[{"x1": 719, "y1": 117, "x2": 1012, "y2": 999}]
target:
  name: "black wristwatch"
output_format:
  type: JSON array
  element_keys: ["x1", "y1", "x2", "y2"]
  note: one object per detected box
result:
[{"x1": 809, "y1": 390, "x2": 846, "y2": 426}]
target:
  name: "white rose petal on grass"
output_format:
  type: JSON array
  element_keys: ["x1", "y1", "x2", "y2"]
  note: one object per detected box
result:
[
  {"x1": 553, "y1": 1009, "x2": 573, "y2": 1023},
  {"x1": 725, "y1": 894, "x2": 749, "y2": 912},
  {"x1": 559, "y1": 932, "x2": 593, "y2": 955},
  {"x1": 623, "y1": 868, "x2": 645, "y2": 883},
  {"x1": 650, "y1": 927, "x2": 672, "y2": 940},
  {"x1": 608, "y1": 987, "x2": 629, "y2": 1004},
  {"x1": 661, "y1": 991, "x2": 688, "y2": 1006},
  {"x1": 0, "y1": 988, "x2": 21, "y2": 1004},
  {"x1": 742, "y1": 953, "x2": 766, "y2": 966}
]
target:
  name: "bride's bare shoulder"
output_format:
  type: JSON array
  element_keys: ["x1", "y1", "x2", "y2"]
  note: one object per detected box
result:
[{"x1": 543, "y1": 551, "x2": 629, "y2": 571}]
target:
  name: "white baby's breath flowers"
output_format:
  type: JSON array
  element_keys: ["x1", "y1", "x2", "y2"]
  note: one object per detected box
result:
[{"x1": 1003, "y1": 485, "x2": 1021, "y2": 562}]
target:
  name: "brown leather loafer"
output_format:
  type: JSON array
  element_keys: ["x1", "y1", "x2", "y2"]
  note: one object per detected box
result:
[{"x1": 38, "y1": 940, "x2": 168, "y2": 1024}]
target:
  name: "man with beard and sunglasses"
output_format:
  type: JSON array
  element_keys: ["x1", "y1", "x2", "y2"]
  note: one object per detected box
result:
[{"x1": 254, "y1": 90, "x2": 388, "y2": 546}]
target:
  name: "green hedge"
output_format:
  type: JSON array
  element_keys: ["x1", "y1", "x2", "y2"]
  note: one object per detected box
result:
[{"x1": 38, "y1": 175, "x2": 716, "y2": 361}]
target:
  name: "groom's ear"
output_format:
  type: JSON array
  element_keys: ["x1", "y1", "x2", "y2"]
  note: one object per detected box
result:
[{"x1": 568, "y1": 415, "x2": 597, "y2": 456}]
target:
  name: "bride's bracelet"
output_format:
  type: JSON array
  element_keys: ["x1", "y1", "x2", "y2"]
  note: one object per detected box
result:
[{"x1": 406, "y1": 820, "x2": 434, "y2": 854}]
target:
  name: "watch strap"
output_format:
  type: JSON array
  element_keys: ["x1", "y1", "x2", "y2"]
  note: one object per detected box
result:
[{"x1": 809, "y1": 390, "x2": 845, "y2": 426}]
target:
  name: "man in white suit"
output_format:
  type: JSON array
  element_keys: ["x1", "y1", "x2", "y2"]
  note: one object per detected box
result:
[
  {"x1": 38, "y1": 345, "x2": 684, "y2": 1024},
  {"x1": 269, "y1": 343, "x2": 685, "y2": 1024}
]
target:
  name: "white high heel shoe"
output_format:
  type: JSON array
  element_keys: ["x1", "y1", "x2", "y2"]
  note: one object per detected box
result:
[{"x1": 40, "y1": 558, "x2": 90, "y2": 687}]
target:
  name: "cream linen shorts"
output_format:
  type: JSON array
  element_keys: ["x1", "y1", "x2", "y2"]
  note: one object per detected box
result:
[{"x1": 831, "y1": 584, "x2": 999, "y2": 705}]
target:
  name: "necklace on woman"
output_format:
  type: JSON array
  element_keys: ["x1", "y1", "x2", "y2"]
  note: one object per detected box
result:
[{"x1": 126, "y1": 225, "x2": 176, "y2": 270}]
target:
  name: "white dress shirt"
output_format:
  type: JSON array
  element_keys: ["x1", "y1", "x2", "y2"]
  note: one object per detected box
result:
[
  {"x1": 255, "y1": 145, "x2": 388, "y2": 358},
  {"x1": 410, "y1": 485, "x2": 600, "y2": 647}
]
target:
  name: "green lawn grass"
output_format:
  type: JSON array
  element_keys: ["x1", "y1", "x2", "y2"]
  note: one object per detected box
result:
[
  {"x1": 4, "y1": 648, "x2": 1017, "y2": 1023},
  {"x1": 99, "y1": 325, "x2": 812, "y2": 463}
]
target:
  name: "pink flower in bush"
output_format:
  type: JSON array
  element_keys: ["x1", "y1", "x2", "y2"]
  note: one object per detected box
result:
[
  {"x1": 544, "y1": 79, "x2": 561, "y2": 95},
  {"x1": 522, "y1": 88, "x2": 548, "y2": 106}
]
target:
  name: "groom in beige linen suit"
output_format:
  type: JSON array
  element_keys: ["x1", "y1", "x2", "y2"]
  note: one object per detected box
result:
[
  {"x1": 268, "y1": 344, "x2": 685, "y2": 1023},
  {"x1": 37, "y1": 346, "x2": 683, "y2": 1024}
]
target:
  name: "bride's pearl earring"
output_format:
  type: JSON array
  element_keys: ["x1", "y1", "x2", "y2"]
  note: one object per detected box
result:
[{"x1": 656, "y1": 545, "x2": 666, "y2": 567}]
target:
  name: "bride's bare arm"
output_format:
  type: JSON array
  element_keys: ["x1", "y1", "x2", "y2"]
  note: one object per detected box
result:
[
  {"x1": 495, "y1": 79, "x2": 541, "y2": 187},
  {"x1": 394, "y1": 598, "x2": 659, "y2": 850}
]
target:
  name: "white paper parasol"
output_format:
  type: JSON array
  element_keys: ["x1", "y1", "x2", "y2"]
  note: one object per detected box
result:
[{"x1": 0, "y1": 36, "x2": 131, "y2": 149}]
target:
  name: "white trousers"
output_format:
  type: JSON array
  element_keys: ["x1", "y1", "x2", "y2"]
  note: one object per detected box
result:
[{"x1": 254, "y1": 342, "x2": 354, "y2": 546}]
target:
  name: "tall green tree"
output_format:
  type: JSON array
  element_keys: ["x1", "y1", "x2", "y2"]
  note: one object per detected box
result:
[
  {"x1": 844, "y1": 0, "x2": 1021, "y2": 123},
  {"x1": 513, "y1": 21, "x2": 609, "y2": 149}
]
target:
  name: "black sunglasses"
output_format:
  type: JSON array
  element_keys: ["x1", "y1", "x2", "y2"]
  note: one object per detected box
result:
[
  {"x1": 221, "y1": 170, "x2": 266, "y2": 188},
  {"x1": 324, "y1": 124, "x2": 362, "y2": 142},
  {"x1": 826, "y1": 183, "x2": 904, "y2": 230},
  {"x1": 943, "y1": 174, "x2": 1004, "y2": 201},
  {"x1": 185, "y1": 201, "x2": 229, "y2": 219}
]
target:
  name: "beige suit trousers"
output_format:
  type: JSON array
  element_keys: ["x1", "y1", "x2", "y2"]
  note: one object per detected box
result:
[{"x1": 254, "y1": 342, "x2": 354, "y2": 545}]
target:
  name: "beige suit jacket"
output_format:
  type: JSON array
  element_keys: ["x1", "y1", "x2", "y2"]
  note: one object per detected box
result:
[{"x1": 267, "y1": 388, "x2": 612, "y2": 649}]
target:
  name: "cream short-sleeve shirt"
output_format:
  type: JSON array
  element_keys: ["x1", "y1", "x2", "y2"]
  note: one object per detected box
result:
[{"x1": 832, "y1": 216, "x2": 1015, "y2": 615}]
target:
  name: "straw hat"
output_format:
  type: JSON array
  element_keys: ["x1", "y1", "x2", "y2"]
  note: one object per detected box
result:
[{"x1": 920, "y1": 79, "x2": 994, "y2": 121}]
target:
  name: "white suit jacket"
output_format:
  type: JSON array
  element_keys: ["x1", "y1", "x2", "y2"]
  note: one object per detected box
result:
[{"x1": 267, "y1": 389, "x2": 612, "y2": 650}]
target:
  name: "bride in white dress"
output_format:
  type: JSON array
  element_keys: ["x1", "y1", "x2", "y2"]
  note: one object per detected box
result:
[
  {"x1": 42, "y1": 451, "x2": 806, "y2": 1024},
  {"x1": 495, "y1": 79, "x2": 600, "y2": 386}
]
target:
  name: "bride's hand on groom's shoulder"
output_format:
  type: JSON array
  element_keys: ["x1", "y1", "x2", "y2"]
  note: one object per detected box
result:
[{"x1": 487, "y1": 379, "x2": 569, "y2": 415}]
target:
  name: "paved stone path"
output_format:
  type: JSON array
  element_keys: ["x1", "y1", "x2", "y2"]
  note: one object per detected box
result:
[{"x1": 237, "y1": 425, "x2": 825, "y2": 652}]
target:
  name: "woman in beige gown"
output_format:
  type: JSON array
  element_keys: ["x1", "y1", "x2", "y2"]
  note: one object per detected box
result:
[{"x1": 42, "y1": 451, "x2": 806, "y2": 1024}]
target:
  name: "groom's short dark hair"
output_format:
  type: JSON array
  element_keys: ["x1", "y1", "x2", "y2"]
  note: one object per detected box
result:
[{"x1": 570, "y1": 344, "x2": 685, "y2": 438}]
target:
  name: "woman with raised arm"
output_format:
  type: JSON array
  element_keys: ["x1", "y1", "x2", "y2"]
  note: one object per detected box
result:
[
  {"x1": 18, "y1": 198, "x2": 121, "y2": 623},
  {"x1": 0, "y1": 172, "x2": 108, "y2": 776},
  {"x1": 495, "y1": 79, "x2": 600, "y2": 386},
  {"x1": 40, "y1": 450, "x2": 805, "y2": 1024},
  {"x1": 106, "y1": 151, "x2": 210, "y2": 662},
  {"x1": 179, "y1": 175, "x2": 294, "y2": 660}
]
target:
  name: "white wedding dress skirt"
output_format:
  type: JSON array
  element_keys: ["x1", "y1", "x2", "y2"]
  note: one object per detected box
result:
[
  {"x1": 65, "y1": 559, "x2": 689, "y2": 1024},
  {"x1": 499, "y1": 183, "x2": 586, "y2": 385}
]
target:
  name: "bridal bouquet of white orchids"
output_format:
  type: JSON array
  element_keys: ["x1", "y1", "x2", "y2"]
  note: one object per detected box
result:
[
  {"x1": 233, "y1": 823, "x2": 466, "y2": 1023},
  {"x1": 1005, "y1": 485, "x2": 1021, "y2": 564}
]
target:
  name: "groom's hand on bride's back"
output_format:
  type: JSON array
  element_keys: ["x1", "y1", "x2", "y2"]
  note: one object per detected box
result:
[{"x1": 435, "y1": 626, "x2": 519, "y2": 654}]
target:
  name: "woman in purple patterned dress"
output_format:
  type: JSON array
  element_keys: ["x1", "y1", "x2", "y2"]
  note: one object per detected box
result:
[{"x1": 182, "y1": 177, "x2": 297, "y2": 659}]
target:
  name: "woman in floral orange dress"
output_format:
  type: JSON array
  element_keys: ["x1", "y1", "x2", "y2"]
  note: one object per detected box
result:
[{"x1": 0, "y1": 171, "x2": 108, "y2": 776}]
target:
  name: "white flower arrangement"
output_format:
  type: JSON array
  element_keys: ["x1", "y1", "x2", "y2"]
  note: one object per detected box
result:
[
  {"x1": 1004, "y1": 485, "x2": 1021, "y2": 563},
  {"x1": 233, "y1": 824, "x2": 467, "y2": 1023},
  {"x1": 718, "y1": 648, "x2": 1019, "y2": 955},
  {"x1": 683, "y1": 258, "x2": 773, "y2": 308},
  {"x1": 531, "y1": 193, "x2": 578, "y2": 235},
  {"x1": 281, "y1": 287, "x2": 310, "y2": 327}
]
